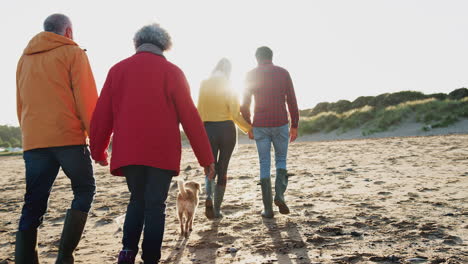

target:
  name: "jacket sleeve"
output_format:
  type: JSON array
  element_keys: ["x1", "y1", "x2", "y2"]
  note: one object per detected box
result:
[
  {"x1": 196, "y1": 81, "x2": 206, "y2": 120},
  {"x1": 70, "y1": 48, "x2": 98, "y2": 136},
  {"x1": 171, "y1": 68, "x2": 214, "y2": 167},
  {"x1": 240, "y1": 73, "x2": 253, "y2": 125},
  {"x1": 228, "y1": 91, "x2": 252, "y2": 133},
  {"x1": 285, "y1": 71, "x2": 299, "y2": 128},
  {"x1": 16, "y1": 59, "x2": 23, "y2": 126},
  {"x1": 89, "y1": 70, "x2": 114, "y2": 162}
]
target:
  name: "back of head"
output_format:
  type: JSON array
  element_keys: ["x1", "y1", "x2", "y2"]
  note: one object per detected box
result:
[
  {"x1": 133, "y1": 23, "x2": 172, "y2": 51},
  {"x1": 255, "y1": 46, "x2": 273, "y2": 63},
  {"x1": 43, "y1": 14, "x2": 71, "y2": 36},
  {"x1": 211, "y1": 58, "x2": 232, "y2": 79}
]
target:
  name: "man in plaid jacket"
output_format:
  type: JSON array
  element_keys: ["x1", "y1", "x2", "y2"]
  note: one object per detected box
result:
[{"x1": 241, "y1": 46, "x2": 299, "y2": 218}]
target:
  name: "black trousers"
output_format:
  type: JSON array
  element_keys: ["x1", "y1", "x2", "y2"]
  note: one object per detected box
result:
[
  {"x1": 19, "y1": 145, "x2": 95, "y2": 231},
  {"x1": 121, "y1": 165, "x2": 173, "y2": 262},
  {"x1": 204, "y1": 120, "x2": 236, "y2": 186}
]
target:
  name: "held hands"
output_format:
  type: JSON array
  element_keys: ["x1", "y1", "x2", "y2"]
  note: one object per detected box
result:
[
  {"x1": 95, "y1": 151, "x2": 109, "y2": 166},
  {"x1": 96, "y1": 159, "x2": 109, "y2": 166},
  {"x1": 204, "y1": 163, "x2": 215, "y2": 180},
  {"x1": 290, "y1": 127, "x2": 298, "y2": 143},
  {"x1": 248, "y1": 130, "x2": 254, "y2": 140}
]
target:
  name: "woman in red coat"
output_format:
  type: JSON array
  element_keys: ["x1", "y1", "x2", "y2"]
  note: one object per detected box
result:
[{"x1": 90, "y1": 23, "x2": 214, "y2": 264}]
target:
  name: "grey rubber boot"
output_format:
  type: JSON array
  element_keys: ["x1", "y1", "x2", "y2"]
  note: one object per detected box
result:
[
  {"x1": 274, "y1": 168, "x2": 290, "y2": 214},
  {"x1": 213, "y1": 185, "x2": 226, "y2": 218},
  {"x1": 260, "y1": 178, "x2": 274, "y2": 218},
  {"x1": 205, "y1": 177, "x2": 215, "y2": 219},
  {"x1": 15, "y1": 229, "x2": 39, "y2": 264},
  {"x1": 55, "y1": 209, "x2": 88, "y2": 264}
]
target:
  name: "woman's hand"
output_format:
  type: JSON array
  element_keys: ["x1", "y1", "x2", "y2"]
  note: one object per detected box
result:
[
  {"x1": 248, "y1": 130, "x2": 254, "y2": 140},
  {"x1": 95, "y1": 159, "x2": 109, "y2": 166},
  {"x1": 204, "y1": 163, "x2": 215, "y2": 180}
]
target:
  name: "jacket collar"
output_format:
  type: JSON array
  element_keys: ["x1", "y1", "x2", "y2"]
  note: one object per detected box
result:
[
  {"x1": 258, "y1": 60, "x2": 273, "y2": 66},
  {"x1": 23, "y1": 31, "x2": 78, "y2": 55},
  {"x1": 136, "y1": 43, "x2": 164, "y2": 57}
]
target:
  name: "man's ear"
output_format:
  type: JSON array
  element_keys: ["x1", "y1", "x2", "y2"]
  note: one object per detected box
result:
[{"x1": 64, "y1": 27, "x2": 73, "y2": 40}]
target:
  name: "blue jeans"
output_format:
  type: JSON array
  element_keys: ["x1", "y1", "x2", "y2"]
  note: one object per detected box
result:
[
  {"x1": 19, "y1": 145, "x2": 95, "y2": 231},
  {"x1": 121, "y1": 165, "x2": 173, "y2": 262},
  {"x1": 253, "y1": 124, "x2": 289, "y2": 179}
]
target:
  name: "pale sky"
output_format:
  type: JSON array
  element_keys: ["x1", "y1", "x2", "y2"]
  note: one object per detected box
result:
[{"x1": 1, "y1": 0, "x2": 467, "y2": 126}]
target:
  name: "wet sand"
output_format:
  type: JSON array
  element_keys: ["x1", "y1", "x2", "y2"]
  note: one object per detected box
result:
[{"x1": 0, "y1": 134, "x2": 467, "y2": 263}]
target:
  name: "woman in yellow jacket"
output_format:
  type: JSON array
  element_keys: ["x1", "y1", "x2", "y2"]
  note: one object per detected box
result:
[{"x1": 197, "y1": 58, "x2": 252, "y2": 219}]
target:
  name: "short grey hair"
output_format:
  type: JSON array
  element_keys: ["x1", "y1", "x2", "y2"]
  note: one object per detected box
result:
[
  {"x1": 133, "y1": 23, "x2": 172, "y2": 51},
  {"x1": 43, "y1": 14, "x2": 72, "y2": 36}
]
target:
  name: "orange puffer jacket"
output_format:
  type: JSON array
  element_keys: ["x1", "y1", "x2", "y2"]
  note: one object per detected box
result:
[{"x1": 16, "y1": 31, "x2": 98, "y2": 151}]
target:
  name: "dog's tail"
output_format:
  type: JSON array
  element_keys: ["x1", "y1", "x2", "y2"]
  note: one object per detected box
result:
[{"x1": 177, "y1": 180, "x2": 188, "y2": 199}]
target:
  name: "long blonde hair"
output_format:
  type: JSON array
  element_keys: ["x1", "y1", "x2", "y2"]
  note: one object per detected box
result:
[{"x1": 211, "y1": 58, "x2": 232, "y2": 79}]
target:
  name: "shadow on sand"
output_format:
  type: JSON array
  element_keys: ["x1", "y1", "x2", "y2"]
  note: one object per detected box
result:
[{"x1": 262, "y1": 217, "x2": 313, "y2": 264}]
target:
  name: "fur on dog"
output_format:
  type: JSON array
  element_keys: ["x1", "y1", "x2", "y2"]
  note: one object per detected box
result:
[{"x1": 176, "y1": 180, "x2": 201, "y2": 238}]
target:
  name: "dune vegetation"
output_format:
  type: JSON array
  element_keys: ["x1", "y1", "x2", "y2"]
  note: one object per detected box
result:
[
  {"x1": 0, "y1": 125, "x2": 21, "y2": 148},
  {"x1": 298, "y1": 88, "x2": 468, "y2": 136}
]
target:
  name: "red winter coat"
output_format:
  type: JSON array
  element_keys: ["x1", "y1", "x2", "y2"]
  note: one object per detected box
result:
[{"x1": 90, "y1": 51, "x2": 214, "y2": 176}]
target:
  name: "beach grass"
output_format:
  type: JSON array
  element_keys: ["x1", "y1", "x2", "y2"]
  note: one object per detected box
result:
[
  {"x1": 299, "y1": 97, "x2": 468, "y2": 135},
  {"x1": 0, "y1": 152, "x2": 22, "y2": 157}
]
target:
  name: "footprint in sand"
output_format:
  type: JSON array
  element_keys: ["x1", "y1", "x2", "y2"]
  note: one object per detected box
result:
[
  {"x1": 442, "y1": 235, "x2": 463, "y2": 245},
  {"x1": 94, "y1": 217, "x2": 114, "y2": 227},
  {"x1": 377, "y1": 191, "x2": 392, "y2": 195},
  {"x1": 391, "y1": 220, "x2": 418, "y2": 230},
  {"x1": 318, "y1": 226, "x2": 345, "y2": 236}
]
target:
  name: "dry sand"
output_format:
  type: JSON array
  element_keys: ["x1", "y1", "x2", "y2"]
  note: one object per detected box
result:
[{"x1": 1, "y1": 134, "x2": 467, "y2": 263}]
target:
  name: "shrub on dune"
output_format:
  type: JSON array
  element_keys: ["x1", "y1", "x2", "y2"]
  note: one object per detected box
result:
[
  {"x1": 341, "y1": 106, "x2": 375, "y2": 131},
  {"x1": 448, "y1": 88, "x2": 468, "y2": 100},
  {"x1": 427, "y1": 93, "x2": 448, "y2": 100},
  {"x1": 309, "y1": 102, "x2": 330, "y2": 116},
  {"x1": 416, "y1": 98, "x2": 468, "y2": 128},
  {"x1": 300, "y1": 112, "x2": 340, "y2": 134},
  {"x1": 328, "y1": 100, "x2": 352, "y2": 114},
  {"x1": 351, "y1": 96, "x2": 375, "y2": 109}
]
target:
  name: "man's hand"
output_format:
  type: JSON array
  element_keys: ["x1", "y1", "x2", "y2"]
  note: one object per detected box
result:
[
  {"x1": 96, "y1": 159, "x2": 109, "y2": 166},
  {"x1": 248, "y1": 130, "x2": 254, "y2": 140},
  {"x1": 290, "y1": 127, "x2": 298, "y2": 143},
  {"x1": 204, "y1": 163, "x2": 215, "y2": 180}
]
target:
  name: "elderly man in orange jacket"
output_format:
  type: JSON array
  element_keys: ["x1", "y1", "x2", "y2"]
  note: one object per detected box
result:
[{"x1": 15, "y1": 14, "x2": 98, "y2": 263}]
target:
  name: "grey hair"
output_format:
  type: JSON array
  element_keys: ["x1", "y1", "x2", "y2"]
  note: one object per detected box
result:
[
  {"x1": 133, "y1": 23, "x2": 172, "y2": 51},
  {"x1": 43, "y1": 14, "x2": 71, "y2": 36}
]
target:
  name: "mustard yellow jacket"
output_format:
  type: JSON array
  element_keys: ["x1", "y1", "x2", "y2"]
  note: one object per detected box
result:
[
  {"x1": 16, "y1": 32, "x2": 98, "y2": 151},
  {"x1": 197, "y1": 75, "x2": 251, "y2": 133}
]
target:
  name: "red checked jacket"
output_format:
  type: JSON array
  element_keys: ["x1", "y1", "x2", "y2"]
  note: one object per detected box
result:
[
  {"x1": 90, "y1": 51, "x2": 214, "y2": 176},
  {"x1": 241, "y1": 61, "x2": 299, "y2": 128}
]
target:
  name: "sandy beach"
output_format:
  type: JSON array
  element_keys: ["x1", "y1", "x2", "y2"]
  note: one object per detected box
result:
[{"x1": 1, "y1": 134, "x2": 467, "y2": 263}]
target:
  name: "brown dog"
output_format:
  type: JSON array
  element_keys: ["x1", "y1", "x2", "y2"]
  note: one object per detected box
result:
[{"x1": 176, "y1": 180, "x2": 201, "y2": 238}]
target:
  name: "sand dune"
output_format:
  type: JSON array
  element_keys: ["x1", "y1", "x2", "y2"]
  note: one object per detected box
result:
[{"x1": 1, "y1": 134, "x2": 467, "y2": 263}]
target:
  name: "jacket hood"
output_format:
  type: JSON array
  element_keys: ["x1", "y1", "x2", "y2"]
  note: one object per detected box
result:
[{"x1": 23, "y1": 31, "x2": 77, "y2": 55}]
